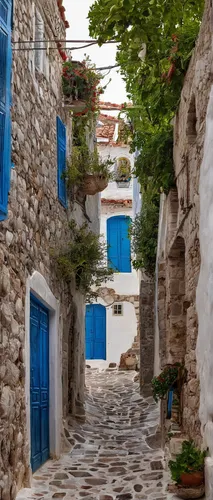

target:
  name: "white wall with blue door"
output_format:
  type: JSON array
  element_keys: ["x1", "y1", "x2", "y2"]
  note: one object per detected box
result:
[{"x1": 85, "y1": 204, "x2": 139, "y2": 365}]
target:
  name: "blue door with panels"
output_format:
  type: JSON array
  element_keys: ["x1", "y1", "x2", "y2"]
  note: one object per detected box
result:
[
  {"x1": 30, "y1": 296, "x2": 49, "y2": 472},
  {"x1": 107, "y1": 215, "x2": 131, "y2": 272},
  {"x1": 85, "y1": 304, "x2": 106, "y2": 360}
]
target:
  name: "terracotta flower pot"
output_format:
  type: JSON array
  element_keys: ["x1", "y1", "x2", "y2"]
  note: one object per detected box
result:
[{"x1": 180, "y1": 471, "x2": 204, "y2": 488}]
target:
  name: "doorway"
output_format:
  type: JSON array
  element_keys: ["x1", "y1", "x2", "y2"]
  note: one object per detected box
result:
[
  {"x1": 30, "y1": 295, "x2": 50, "y2": 472},
  {"x1": 85, "y1": 304, "x2": 106, "y2": 360}
]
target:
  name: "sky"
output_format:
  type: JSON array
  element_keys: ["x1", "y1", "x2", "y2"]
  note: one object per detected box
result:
[{"x1": 63, "y1": 0, "x2": 127, "y2": 105}]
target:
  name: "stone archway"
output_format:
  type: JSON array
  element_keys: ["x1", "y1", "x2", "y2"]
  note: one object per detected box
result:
[
  {"x1": 97, "y1": 287, "x2": 140, "y2": 369},
  {"x1": 166, "y1": 236, "x2": 186, "y2": 364}
]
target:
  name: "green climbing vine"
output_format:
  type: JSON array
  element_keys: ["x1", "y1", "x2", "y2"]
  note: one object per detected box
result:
[{"x1": 88, "y1": 0, "x2": 204, "y2": 275}]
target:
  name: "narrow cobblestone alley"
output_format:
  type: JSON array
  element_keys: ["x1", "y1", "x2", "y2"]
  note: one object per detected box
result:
[{"x1": 17, "y1": 368, "x2": 174, "y2": 500}]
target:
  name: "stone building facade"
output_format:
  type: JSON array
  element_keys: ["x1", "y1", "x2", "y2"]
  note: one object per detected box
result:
[
  {"x1": 154, "y1": 0, "x2": 212, "y2": 449},
  {"x1": 0, "y1": 1, "x2": 99, "y2": 498}
]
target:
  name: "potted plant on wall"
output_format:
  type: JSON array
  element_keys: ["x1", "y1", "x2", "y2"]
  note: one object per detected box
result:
[
  {"x1": 115, "y1": 157, "x2": 131, "y2": 188},
  {"x1": 168, "y1": 440, "x2": 206, "y2": 499},
  {"x1": 152, "y1": 364, "x2": 181, "y2": 402},
  {"x1": 66, "y1": 144, "x2": 114, "y2": 195},
  {"x1": 62, "y1": 58, "x2": 103, "y2": 115}
]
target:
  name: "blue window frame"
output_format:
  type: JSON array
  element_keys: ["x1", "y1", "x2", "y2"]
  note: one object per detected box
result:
[
  {"x1": 0, "y1": 0, "x2": 12, "y2": 221},
  {"x1": 107, "y1": 215, "x2": 131, "y2": 273},
  {"x1": 56, "y1": 116, "x2": 67, "y2": 207}
]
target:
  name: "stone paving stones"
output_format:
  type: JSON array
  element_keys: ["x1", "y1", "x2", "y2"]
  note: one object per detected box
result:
[{"x1": 16, "y1": 368, "x2": 177, "y2": 500}]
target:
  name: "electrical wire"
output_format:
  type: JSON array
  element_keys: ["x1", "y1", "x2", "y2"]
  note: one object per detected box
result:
[{"x1": 12, "y1": 39, "x2": 117, "y2": 44}]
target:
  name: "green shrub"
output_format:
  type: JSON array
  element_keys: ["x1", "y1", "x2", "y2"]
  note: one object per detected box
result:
[
  {"x1": 151, "y1": 365, "x2": 179, "y2": 402},
  {"x1": 169, "y1": 440, "x2": 206, "y2": 485},
  {"x1": 66, "y1": 144, "x2": 114, "y2": 187},
  {"x1": 55, "y1": 221, "x2": 113, "y2": 301},
  {"x1": 130, "y1": 190, "x2": 159, "y2": 276}
]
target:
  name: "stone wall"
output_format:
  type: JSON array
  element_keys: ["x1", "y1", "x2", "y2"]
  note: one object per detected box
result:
[
  {"x1": 0, "y1": 1, "x2": 99, "y2": 498},
  {"x1": 155, "y1": 0, "x2": 212, "y2": 444},
  {"x1": 139, "y1": 280, "x2": 155, "y2": 397}
]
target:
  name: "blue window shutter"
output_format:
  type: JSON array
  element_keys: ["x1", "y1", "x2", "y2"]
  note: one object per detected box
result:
[
  {"x1": 107, "y1": 216, "x2": 131, "y2": 273},
  {"x1": 56, "y1": 116, "x2": 67, "y2": 207},
  {"x1": 0, "y1": 0, "x2": 12, "y2": 221}
]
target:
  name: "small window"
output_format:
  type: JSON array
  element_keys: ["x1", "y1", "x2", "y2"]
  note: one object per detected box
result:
[{"x1": 113, "y1": 304, "x2": 123, "y2": 316}]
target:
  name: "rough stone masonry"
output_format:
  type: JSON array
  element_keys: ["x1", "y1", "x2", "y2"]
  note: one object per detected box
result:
[
  {"x1": 155, "y1": 0, "x2": 212, "y2": 445},
  {"x1": 0, "y1": 1, "x2": 99, "y2": 498}
]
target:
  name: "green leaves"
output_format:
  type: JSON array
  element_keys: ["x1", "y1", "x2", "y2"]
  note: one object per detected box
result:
[
  {"x1": 130, "y1": 189, "x2": 159, "y2": 276},
  {"x1": 89, "y1": 0, "x2": 204, "y2": 276},
  {"x1": 151, "y1": 365, "x2": 179, "y2": 402},
  {"x1": 169, "y1": 440, "x2": 206, "y2": 484},
  {"x1": 56, "y1": 221, "x2": 113, "y2": 301}
]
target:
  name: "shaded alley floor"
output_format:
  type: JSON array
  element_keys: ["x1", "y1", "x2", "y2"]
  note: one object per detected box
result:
[{"x1": 17, "y1": 367, "x2": 175, "y2": 500}]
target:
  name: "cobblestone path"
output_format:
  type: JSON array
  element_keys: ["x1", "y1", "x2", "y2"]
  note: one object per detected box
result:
[{"x1": 17, "y1": 368, "x2": 174, "y2": 500}]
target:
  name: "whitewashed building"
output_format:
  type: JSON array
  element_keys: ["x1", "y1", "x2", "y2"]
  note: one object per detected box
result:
[{"x1": 85, "y1": 114, "x2": 140, "y2": 366}]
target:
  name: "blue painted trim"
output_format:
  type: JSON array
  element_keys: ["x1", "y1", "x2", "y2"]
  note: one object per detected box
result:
[
  {"x1": 56, "y1": 116, "x2": 67, "y2": 208},
  {"x1": 30, "y1": 292, "x2": 49, "y2": 314},
  {"x1": 167, "y1": 389, "x2": 174, "y2": 419},
  {"x1": 0, "y1": 0, "x2": 12, "y2": 221}
]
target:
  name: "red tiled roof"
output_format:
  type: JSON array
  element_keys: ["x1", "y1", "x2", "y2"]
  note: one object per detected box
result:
[
  {"x1": 96, "y1": 112, "x2": 130, "y2": 146},
  {"x1": 97, "y1": 124, "x2": 116, "y2": 142},
  {"x1": 98, "y1": 114, "x2": 120, "y2": 123},
  {"x1": 101, "y1": 199, "x2": 132, "y2": 206}
]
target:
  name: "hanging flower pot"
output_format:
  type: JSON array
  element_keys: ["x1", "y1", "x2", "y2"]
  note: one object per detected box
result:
[
  {"x1": 81, "y1": 174, "x2": 108, "y2": 195},
  {"x1": 62, "y1": 60, "x2": 102, "y2": 116}
]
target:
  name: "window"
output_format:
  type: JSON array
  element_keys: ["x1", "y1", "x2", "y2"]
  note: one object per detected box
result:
[
  {"x1": 0, "y1": 0, "x2": 12, "y2": 221},
  {"x1": 56, "y1": 116, "x2": 67, "y2": 207},
  {"x1": 113, "y1": 304, "x2": 123, "y2": 316},
  {"x1": 34, "y1": 9, "x2": 49, "y2": 78},
  {"x1": 107, "y1": 215, "x2": 131, "y2": 273}
]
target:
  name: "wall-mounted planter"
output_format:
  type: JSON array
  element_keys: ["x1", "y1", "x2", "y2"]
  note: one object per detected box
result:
[
  {"x1": 63, "y1": 97, "x2": 87, "y2": 113},
  {"x1": 81, "y1": 174, "x2": 108, "y2": 196},
  {"x1": 62, "y1": 60, "x2": 100, "y2": 116},
  {"x1": 167, "y1": 483, "x2": 205, "y2": 499},
  {"x1": 116, "y1": 181, "x2": 130, "y2": 188}
]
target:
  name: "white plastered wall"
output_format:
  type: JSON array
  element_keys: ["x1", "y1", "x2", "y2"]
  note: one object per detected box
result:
[
  {"x1": 100, "y1": 207, "x2": 139, "y2": 296},
  {"x1": 93, "y1": 298, "x2": 137, "y2": 365},
  {"x1": 25, "y1": 270, "x2": 62, "y2": 479},
  {"x1": 94, "y1": 205, "x2": 139, "y2": 364}
]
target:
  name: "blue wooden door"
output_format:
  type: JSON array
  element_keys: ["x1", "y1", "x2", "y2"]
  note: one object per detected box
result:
[
  {"x1": 30, "y1": 296, "x2": 49, "y2": 472},
  {"x1": 85, "y1": 304, "x2": 106, "y2": 360},
  {"x1": 107, "y1": 215, "x2": 131, "y2": 272}
]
